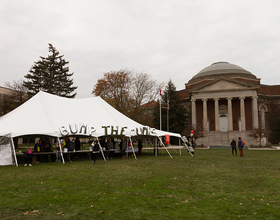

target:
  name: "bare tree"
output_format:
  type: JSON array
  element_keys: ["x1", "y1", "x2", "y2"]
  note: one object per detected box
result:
[
  {"x1": 248, "y1": 121, "x2": 268, "y2": 146},
  {"x1": 131, "y1": 72, "x2": 159, "y2": 108},
  {"x1": 0, "y1": 80, "x2": 28, "y2": 116},
  {"x1": 92, "y1": 69, "x2": 161, "y2": 123},
  {"x1": 5, "y1": 80, "x2": 28, "y2": 105},
  {"x1": 130, "y1": 72, "x2": 161, "y2": 122}
]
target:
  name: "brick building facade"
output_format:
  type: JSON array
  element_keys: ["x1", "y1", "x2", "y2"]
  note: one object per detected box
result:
[{"x1": 178, "y1": 62, "x2": 280, "y2": 146}]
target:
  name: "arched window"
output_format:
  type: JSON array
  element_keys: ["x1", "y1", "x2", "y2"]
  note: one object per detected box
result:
[{"x1": 261, "y1": 108, "x2": 265, "y2": 129}]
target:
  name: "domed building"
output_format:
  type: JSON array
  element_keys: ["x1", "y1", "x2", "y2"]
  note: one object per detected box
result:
[{"x1": 179, "y1": 61, "x2": 280, "y2": 146}]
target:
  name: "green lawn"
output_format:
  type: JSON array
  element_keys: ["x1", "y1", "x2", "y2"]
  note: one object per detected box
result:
[{"x1": 0, "y1": 149, "x2": 280, "y2": 220}]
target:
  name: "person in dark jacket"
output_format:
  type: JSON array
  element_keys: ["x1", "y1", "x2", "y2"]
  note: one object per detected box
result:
[
  {"x1": 24, "y1": 148, "x2": 33, "y2": 166},
  {"x1": 92, "y1": 141, "x2": 100, "y2": 164},
  {"x1": 138, "y1": 139, "x2": 142, "y2": 156},
  {"x1": 75, "y1": 137, "x2": 81, "y2": 158},
  {"x1": 75, "y1": 138, "x2": 81, "y2": 151},
  {"x1": 106, "y1": 138, "x2": 114, "y2": 159},
  {"x1": 230, "y1": 138, "x2": 237, "y2": 155},
  {"x1": 34, "y1": 140, "x2": 42, "y2": 163},
  {"x1": 121, "y1": 138, "x2": 128, "y2": 159}
]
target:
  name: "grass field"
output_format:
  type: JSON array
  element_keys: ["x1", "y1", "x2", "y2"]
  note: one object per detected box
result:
[{"x1": 0, "y1": 148, "x2": 280, "y2": 220}]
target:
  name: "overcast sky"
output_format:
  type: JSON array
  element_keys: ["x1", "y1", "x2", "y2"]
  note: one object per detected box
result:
[{"x1": 1, "y1": 0, "x2": 280, "y2": 98}]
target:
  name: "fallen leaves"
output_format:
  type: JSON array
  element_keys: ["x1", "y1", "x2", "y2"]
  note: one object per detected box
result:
[{"x1": 23, "y1": 210, "x2": 39, "y2": 215}]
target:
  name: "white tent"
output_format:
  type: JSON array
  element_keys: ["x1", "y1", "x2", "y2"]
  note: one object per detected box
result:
[
  {"x1": 0, "y1": 91, "x2": 181, "y2": 139},
  {"x1": 0, "y1": 133, "x2": 17, "y2": 166},
  {"x1": 0, "y1": 91, "x2": 186, "y2": 162}
]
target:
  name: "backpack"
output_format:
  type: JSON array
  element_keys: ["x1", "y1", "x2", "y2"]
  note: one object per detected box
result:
[{"x1": 241, "y1": 140, "x2": 245, "y2": 147}]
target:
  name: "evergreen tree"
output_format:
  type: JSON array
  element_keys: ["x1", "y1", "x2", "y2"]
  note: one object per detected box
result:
[
  {"x1": 23, "y1": 44, "x2": 77, "y2": 98},
  {"x1": 153, "y1": 80, "x2": 189, "y2": 134}
]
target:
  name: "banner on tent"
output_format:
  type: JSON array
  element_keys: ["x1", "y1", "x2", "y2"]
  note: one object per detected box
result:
[
  {"x1": 102, "y1": 126, "x2": 156, "y2": 136},
  {"x1": 59, "y1": 123, "x2": 96, "y2": 136},
  {"x1": 59, "y1": 123, "x2": 156, "y2": 137}
]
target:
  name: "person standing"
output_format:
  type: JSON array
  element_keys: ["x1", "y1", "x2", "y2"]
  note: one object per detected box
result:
[
  {"x1": 34, "y1": 140, "x2": 42, "y2": 163},
  {"x1": 92, "y1": 141, "x2": 99, "y2": 164},
  {"x1": 238, "y1": 137, "x2": 244, "y2": 157},
  {"x1": 67, "y1": 139, "x2": 75, "y2": 162},
  {"x1": 106, "y1": 138, "x2": 114, "y2": 159},
  {"x1": 230, "y1": 138, "x2": 237, "y2": 156},
  {"x1": 75, "y1": 137, "x2": 81, "y2": 151},
  {"x1": 75, "y1": 137, "x2": 81, "y2": 159},
  {"x1": 138, "y1": 139, "x2": 142, "y2": 156},
  {"x1": 121, "y1": 138, "x2": 127, "y2": 159}
]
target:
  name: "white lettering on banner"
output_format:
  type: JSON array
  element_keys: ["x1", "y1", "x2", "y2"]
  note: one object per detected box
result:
[
  {"x1": 101, "y1": 125, "x2": 156, "y2": 136},
  {"x1": 69, "y1": 124, "x2": 78, "y2": 134},
  {"x1": 79, "y1": 123, "x2": 88, "y2": 134},
  {"x1": 90, "y1": 126, "x2": 96, "y2": 136},
  {"x1": 59, "y1": 123, "x2": 96, "y2": 136},
  {"x1": 59, "y1": 125, "x2": 69, "y2": 136},
  {"x1": 59, "y1": 124, "x2": 157, "y2": 136}
]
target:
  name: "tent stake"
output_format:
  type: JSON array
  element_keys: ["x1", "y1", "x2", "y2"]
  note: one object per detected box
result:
[
  {"x1": 157, "y1": 136, "x2": 172, "y2": 158},
  {"x1": 97, "y1": 138, "x2": 106, "y2": 161},
  {"x1": 129, "y1": 137, "x2": 137, "y2": 160},
  {"x1": 57, "y1": 138, "x2": 65, "y2": 164},
  {"x1": 11, "y1": 133, "x2": 18, "y2": 167}
]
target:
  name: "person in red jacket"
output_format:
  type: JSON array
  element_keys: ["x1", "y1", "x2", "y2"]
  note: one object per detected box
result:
[{"x1": 238, "y1": 137, "x2": 244, "y2": 157}]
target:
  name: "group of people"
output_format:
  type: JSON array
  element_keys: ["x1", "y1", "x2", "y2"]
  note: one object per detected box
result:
[
  {"x1": 91, "y1": 138, "x2": 143, "y2": 164},
  {"x1": 23, "y1": 139, "x2": 54, "y2": 166},
  {"x1": 23, "y1": 137, "x2": 144, "y2": 165},
  {"x1": 230, "y1": 137, "x2": 245, "y2": 157}
]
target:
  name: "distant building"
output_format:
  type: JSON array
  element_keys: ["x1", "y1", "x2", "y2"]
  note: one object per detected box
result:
[
  {"x1": 138, "y1": 100, "x2": 158, "y2": 128},
  {"x1": 178, "y1": 61, "x2": 280, "y2": 146}
]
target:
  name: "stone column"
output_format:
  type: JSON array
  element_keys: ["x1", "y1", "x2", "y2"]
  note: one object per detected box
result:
[
  {"x1": 252, "y1": 96, "x2": 259, "y2": 129},
  {"x1": 239, "y1": 97, "x2": 246, "y2": 131},
  {"x1": 227, "y1": 97, "x2": 233, "y2": 131},
  {"x1": 202, "y1": 98, "x2": 208, "y2": 131},
  {"x1": 191, "y1": 99, "x2": 197, "y2": 129},
  {"x1": 214, "y1": 98, "x2": 219, "y2": 131}
]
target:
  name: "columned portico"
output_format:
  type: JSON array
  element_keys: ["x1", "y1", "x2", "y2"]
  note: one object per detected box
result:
[
  {"x1": 214, "y1": 98, "x2": 219, "y2": 131},
  {"x1": 191, "y1": 90, "x2": 259, "y2": 133},
  {"x1": 184, "y1": 61, "x2": 263, "y2": 146},
  {"x1": 239, "y1": 97, "x2": 246, "y2": 132},
  {"x1": 202, "y1": 98, "x2": 208, "y2": 131},
  {"x1": 252, "y1": 96, "x2": 258, "y2": 129},
  {"x1": 227, "y1": 97, "x2": 233, "y2": 131},
  {"x1": 191, "y1": 99, "x2": 196, "y2": 129}
]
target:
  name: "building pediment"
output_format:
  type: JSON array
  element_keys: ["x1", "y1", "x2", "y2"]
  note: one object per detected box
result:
[{"x1": 192, "y1": 77, "x2": 259, "y2": 93}]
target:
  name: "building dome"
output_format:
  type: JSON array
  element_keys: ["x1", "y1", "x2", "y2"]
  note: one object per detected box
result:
[{"x1": 188, "y1": 62, "x2": 257, "y2": 84}]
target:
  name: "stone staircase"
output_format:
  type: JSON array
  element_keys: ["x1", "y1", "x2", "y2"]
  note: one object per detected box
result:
[{"x1": 196, "y1": 131, "x2": 258, "y2": 147}]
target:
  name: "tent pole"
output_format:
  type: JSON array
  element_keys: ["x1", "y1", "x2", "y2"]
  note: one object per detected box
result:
[
  {"x1": 97, "y1": 138, "x2": 106, "y2": 161},
  {"x1": 10, "y1": 134, "x2": 18, "y2": 167},
  {"x1": 180, "y1": 137, "x2": 194, "y2": 157},
  {"x1": 171, "y1": 144, "x2": 177, "y2": 153},
  {"x1": 157, "y1": 136, "x2": 172, "y2": 158},
  {"x1": 145, "y1": 138, "x2": 147, "y2": 153},
  {"x1": 57, "y1": 138, "x2": 65, "y2": 164},
  {"x1": 155, "y1": 137, "x2": 157, "y2": 156},
  {"x1": 179, "y1": 138, "x2": 182, "y2": 155},
  {"x1": 129, "y1": 137, "x2": 137, "y2": 160},
  {"x1": 179, "y1": 137, "x2": 181, "y2": 155}
]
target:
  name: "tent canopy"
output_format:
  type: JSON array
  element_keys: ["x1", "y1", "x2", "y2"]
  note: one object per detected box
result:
[{"x1": 0, "y1": 91, "x2": 181, "y2": 139}]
